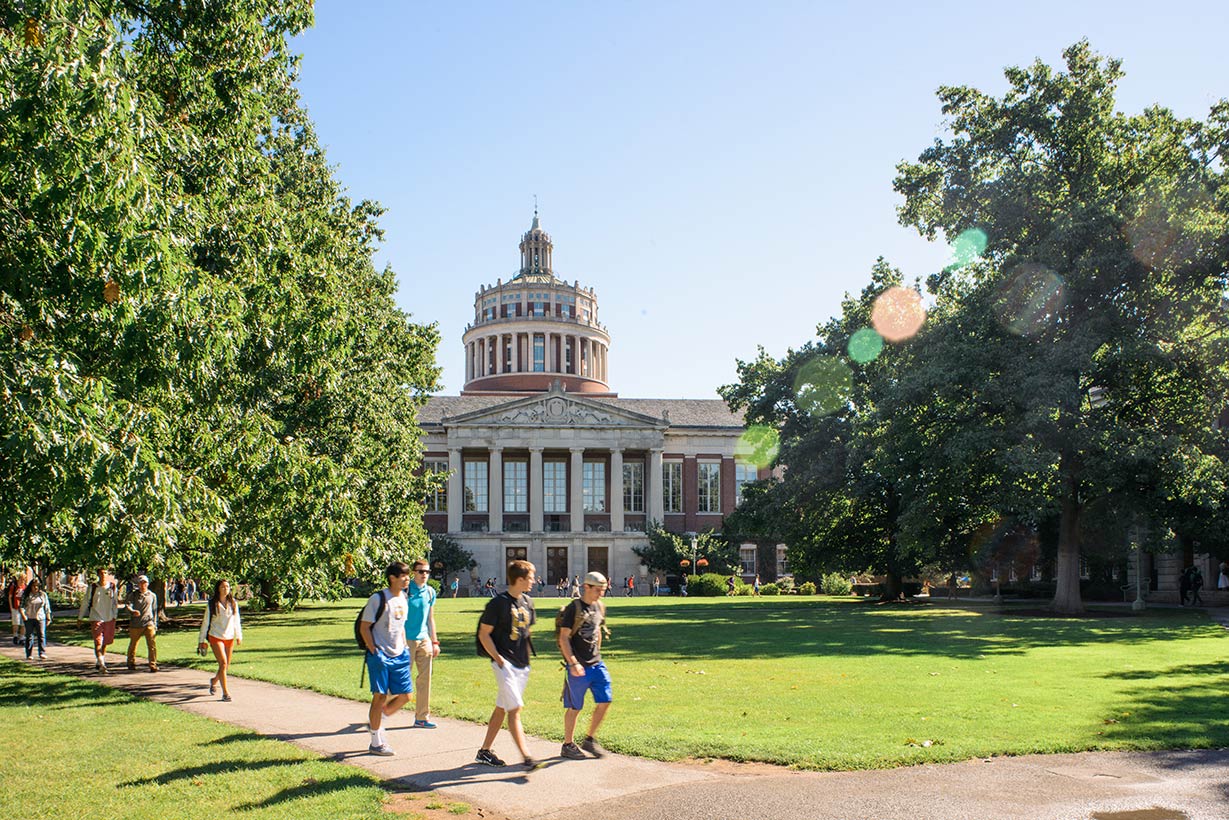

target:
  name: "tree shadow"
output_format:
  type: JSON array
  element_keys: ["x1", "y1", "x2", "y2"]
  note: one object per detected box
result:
[
  {"x1": 1100, "y1": 659, "x2": 1229, "y2": 751},
  {"x1": 121, "y1": 757, "x2": 303, "y2": 787},
  {"x1": 231, "y1": 773, "x2": 381, "y2": 811}
]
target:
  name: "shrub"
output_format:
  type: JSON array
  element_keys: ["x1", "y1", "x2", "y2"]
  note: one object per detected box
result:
[
  {"x1": 798, "y1": 581, "x2": 817, "y2": 595},
  {"x1": 427, "y1": 579, "x2": 442, "y2": 595},
  {"x1": 820, "y1": 572, "x2": 853, "y2": 596},
  {"x1": 686, "y1": 573, "x2": 728, "y2": 596},
  {"x1": 760, "y1": 582, "x2": 781, "y2": 595},
  {"x1": 777, "y1": 575, "x2": 795, "y2": 594}
]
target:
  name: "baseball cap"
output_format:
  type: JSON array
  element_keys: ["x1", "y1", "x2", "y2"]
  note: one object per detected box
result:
[
  {"x1": 584, "y1": 571, "x2": 608, "y2": 587},
  {"x1": 135, "y1": 574, "x2": 149, "y2": 583}
]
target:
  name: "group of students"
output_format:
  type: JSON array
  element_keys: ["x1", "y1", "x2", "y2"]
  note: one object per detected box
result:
[{"x1": 359, "y1": 558, "x2": 613, "y2": 769}]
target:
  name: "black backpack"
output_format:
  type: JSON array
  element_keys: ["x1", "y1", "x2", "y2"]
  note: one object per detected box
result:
[{"x1": 353, "y1": 591, "x2": 388, "y2": 653}]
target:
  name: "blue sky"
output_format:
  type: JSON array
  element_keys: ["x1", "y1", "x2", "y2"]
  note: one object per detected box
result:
[{"x1": 293, "y1": 1, "x2": 1228, "y2": 398}]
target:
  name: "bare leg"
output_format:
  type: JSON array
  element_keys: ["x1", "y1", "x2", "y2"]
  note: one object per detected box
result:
[
  {"x1": 482, "y1": 707, "x2": 505, "y2": 750},
  {"x1": 505, "y1": 706, "x2": 531, "y2": 759},
  {"x1": 563, "y1": 708, "x2": 582, "y2": 744},
  {"x1": 210, "y1": 640, "x2": 229, "y2": 696},
  {"x1": 587, "y1": 701, "x2": 611, "y2": 738}
]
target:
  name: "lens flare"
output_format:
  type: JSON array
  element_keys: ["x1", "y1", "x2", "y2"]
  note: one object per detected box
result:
[
  {"x1": 870, "y1": 287, "x2": 926, "y2": 342},
  {"x1": 847, "y1": 328, "x2": 884, "y2": 364},
  {"x1": 735, "y1": 425, "x2": 780, "y2": 469},
  {"x1": 994, "y1": 263, "x2": 1064, "y2": 336},
  {"x1": 945, "y1": 228, "x2": 988, "y2": 271},
  {"x1": 793, "y1": 356, "x2": 852, "y2": 417}
]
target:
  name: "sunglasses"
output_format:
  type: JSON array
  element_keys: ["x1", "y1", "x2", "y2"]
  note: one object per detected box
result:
[{"x1": 414, "y1": 569, "x2": 430, "y2": 574}]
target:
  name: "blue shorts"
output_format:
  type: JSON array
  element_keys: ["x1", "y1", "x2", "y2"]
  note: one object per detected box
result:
[
  {"x1": 562, "y1": 661, "x2": 612, "y2": 709},
  {"x1": 367, "y1": 649, "x2": 413, "y2": 695}
]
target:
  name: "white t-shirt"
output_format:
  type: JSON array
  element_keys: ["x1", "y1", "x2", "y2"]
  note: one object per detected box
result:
[{"x1": 361, "y1": 590, "x2": 408, "y2": 656}]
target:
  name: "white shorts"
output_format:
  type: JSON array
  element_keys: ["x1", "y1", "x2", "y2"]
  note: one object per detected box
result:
[{"x1": 491, "y1": 661, "x2": 530, "y2": 711}]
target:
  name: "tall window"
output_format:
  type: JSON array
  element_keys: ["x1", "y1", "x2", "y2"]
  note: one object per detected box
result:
[
  {"x1": 698, "y1": 462, "x2": 721, "y2": 513},
  {"x1": 504, "y1": 460, "x2": 527, "y2": 513},
  {"x1": 503, "y1": 337, "x2": 512, "y2": 372},
  {"x1": 424, "y1": 461, "x2": 448, "y2": 512},
  {"x1": 543, "y1": 461, "x2": 567, "y2": 513},
  {"x1": 740, "y1": 545, "x2": 757, "y2": 574},
  {"x1": 582, "y1": 461, "x2": 606, "y2": 512},
  {"x1": 533, "y1": 334, "x2": 545, "y2": 371},
  {"x1": 663, "y1": 462, "x2": 682, "y2": 513},
  {"x1": 776, "y1": 544, "x2": 789, "y2": 577},
  {"x1": 734, "y1": 462, "x2": 758, "y2": 504},
  {"x1": 463, "y1": 460, "x2": 487, "y2": 512},
  {"x1": 533, "y1": 301, "x2": 545, "y2": 317},
  {"x1": 623, "y1": 462, "x2": 644, "y2": 513}
]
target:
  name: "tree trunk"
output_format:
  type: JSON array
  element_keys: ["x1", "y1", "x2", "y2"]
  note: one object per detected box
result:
[
  {"x1": 256, "y1": 578, "x2": 280, "y2": 610},
  {"x1": 880, "y1": 571, "x2": 904, "y2": 602},
  {"x1": 1051, "y1": 464, "x2": 1085, "y2": 615}
]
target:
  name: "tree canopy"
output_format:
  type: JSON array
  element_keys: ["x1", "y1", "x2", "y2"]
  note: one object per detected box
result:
[{"x1": 1, "y1": 1, "x2": 440, "y2": 604}]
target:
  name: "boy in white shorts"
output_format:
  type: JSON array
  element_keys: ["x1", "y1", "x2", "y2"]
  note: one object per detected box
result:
[{"x1": 475, "y1": 559, "x2": 538, "y2": 771}]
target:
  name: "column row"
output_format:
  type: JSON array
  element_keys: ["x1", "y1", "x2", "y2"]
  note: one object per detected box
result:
[{"x1": 466, "y1": 333, "x2": 608, "y2": 382}]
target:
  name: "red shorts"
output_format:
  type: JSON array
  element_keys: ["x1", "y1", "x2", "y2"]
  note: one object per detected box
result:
[
  {"x1": 208, "y1": 636, "x2": 234, "y2": 651},
  {"x1": 91, "y1": 620, "x2": 116, "y2": 645}
]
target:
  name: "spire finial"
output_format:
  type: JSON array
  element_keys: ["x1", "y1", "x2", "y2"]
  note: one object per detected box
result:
[{"x1": 530, "y1": 195, "x2": 540, "y2": 231}]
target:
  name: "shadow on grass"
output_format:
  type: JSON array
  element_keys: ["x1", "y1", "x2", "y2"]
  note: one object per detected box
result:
[
  {"x1": 233, "y1": 773, "x2": 381, "y2": 811},
  {"x1": 122, "y1": 758, "x2": 303, "y2": 787},
  {"x1": 0, "y1": 659, "x2": 136, "y2": 710},
  {"x1": 1101, "y1": 659, "x2": 1229, "y2": 752}
]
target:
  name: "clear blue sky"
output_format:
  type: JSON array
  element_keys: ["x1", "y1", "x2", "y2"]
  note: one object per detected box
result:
[{"x1": 293, "y1": 1, "x2": 1228, "y2": 398}]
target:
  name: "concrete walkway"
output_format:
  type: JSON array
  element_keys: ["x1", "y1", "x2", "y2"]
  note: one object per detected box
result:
[{"x1": 3, "y1": 640, "x2": 1226, "y2": 820}]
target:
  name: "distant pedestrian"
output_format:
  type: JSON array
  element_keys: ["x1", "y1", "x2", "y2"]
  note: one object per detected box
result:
[
  {"x1": 570, "y1": 575, "x2": 580, "y2": 598},
  {"x1": 1219, "y1": 563, "x2": 1229, "y2": 591},
  {"x1": 652, "y1": 576, "x2": 660, "y2": 597},
  {"x1": 538, "y1": 575, "x2": 546, "y2": 596},
  {"x1": 1179, "y1": 567, "x2": 1191, "y2": 605},
  {"x1": 125, "y1": 575, "x2": 159, "y2": 672},
  {"x1": 21, "y1": 578, "x2": 51, "y2": 660},
  {"x1": 359, "y1": 562, "x2": 412, "y2": 756},
  {"x1": 475, "y1": 560, "x2": 538, "y2": 771},
  {"x1": 680, "y1": 576, "x2": 688, "y2": 597},
  {"x1": 7, "y1": 572, "x2": 26, "y2": 645},
  {"x1": 77, "y1": 568, "x2": 119, "y2": 674},
  {"x1": 198, "y1": 579, "x2": 243, "y2": 701},
  {"x1": 450, "y1": 576, "x2": 459, "y2": 598},
  {"x1": 1190, "y1": 566, "x2": 1204, "y2": 606},
  {"x1": 726, "y1": 575, "x2": 737, "y2": 596},
  {"x1": 404, "y1": 559, "x2": 440, "y2": 729},
  {"x1": 753, "y1": 575, "x2": 761, "y2": 596},
  {"x1": 558, "y1": 571, "x2": 612, "y2": 761},
  {"x1": 627, "y1": 576, "x2": 636, "y2": 597},
  {"x1": 557, "y1": 577, "x2": 567, "y2": 597}
]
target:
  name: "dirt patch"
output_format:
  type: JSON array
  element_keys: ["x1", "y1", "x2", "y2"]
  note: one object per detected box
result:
[{"x1": 384, "y1": 789, "x2": 511, "y2": 819}]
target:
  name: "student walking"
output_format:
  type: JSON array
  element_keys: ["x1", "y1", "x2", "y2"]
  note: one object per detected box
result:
[
  {"x1": 558, "y1": 571, "x2": 612, "y2": 760},
  {"x1": 652, "y1": 576, "x2": 660, "y2": 597},
  {"x1": 449, "y1": 576, "x2": 459, "y2": 598},
  {"x1": 198, "y1": 579, "x2": 243, "y2": 701},
  {"x1": 475, "y1": 560, "x2": 539, "y2": 771},
  {"x1": 125, "y1": 575, "x2": 159, "y2": 672},
  {"x1": 405, "y1": 559, "x2": 440, "y2": 729},
  {"x1": 21, "y1": 579, "x2": 51, "y2": 660},
  {"x1": 7, "y1": 573, "x2": 25, "y2": 645},
  {"x1": 358, "y1": 562, "x2": 412, "y2": 756},
  {"x1": 77, "y1": 568, "x2": 119, "y2": 673}
]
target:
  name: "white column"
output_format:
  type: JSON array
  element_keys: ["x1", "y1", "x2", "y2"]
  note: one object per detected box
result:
[
  {"x1": 549, "y1": 333, "x2": 557, "y2": 372},
  {"x1": 570, "y1": 447, "x2": 585, "y2": 534},
  {"x1": 447, "y1": 448, "x2": 463, "y2": 532},
  {"x1": 648, "y1": 448, "x2": 664, "y2": 524},
  {"x1": 529, "y1": 447, "x2": 544, "y2": 532},
  {"x1": 488, "y1": 447, "x2": 503, "y2": 533},
  {"x1": 496, "y1": 334, "x2": 504, "y2": 375},
  {"x1": 610, "y1": 449, "x2": 624, "y2": 533},
  {"x1": 511, "y1": 333, "x2": 520, "y2": 372}
]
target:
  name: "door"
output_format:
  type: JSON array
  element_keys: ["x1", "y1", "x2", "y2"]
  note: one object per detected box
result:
[
  {"x1": 504, "y1": 546, "x2": 527, "y2": 583},
  {"x1": 587, "y1": 546, "x2": 608, "y2": 579},
  {"x1": 547, "y1": 547, "x2": 569, "y2": 588}
]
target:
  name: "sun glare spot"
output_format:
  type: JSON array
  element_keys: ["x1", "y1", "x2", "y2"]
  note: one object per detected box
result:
[
  {"x1": 995, "y1": 264, "x2": 1064, "y2": 335},
  {"x1": 871, "y1": 287, "x2": 926, "y2": 342},
  {"x1": 735, "y1": 425, "x2": 780, "y2": 469},
  {"x1": 847, "y1": 328, "x2": 884, "y2": 364},
  {"x1": 793, "y1": 357, "x2": 853, "y2": 417},
  {"x1": 945, "y1": 228, "x2": 988, "y2": 271}
]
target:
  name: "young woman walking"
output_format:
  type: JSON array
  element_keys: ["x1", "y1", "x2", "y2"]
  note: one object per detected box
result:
[
  {"x1": 197, "y1": 579, "x2": 243, "y2": 701},
  {"x1": 21, "y1": 579, "x2": 52, "y2": 660}
]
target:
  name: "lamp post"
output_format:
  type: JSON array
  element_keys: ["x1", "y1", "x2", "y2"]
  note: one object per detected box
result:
[
  {"x1": 689, "y1": 533, "x2": 698, "y2": 575},
  {"x1": 1132, "y1": 544, "x2": 1147, "y2": 612}
]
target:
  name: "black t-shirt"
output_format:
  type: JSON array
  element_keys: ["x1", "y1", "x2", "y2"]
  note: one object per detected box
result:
[
  {"x1": 561, "y1": 598, "x2": 603, "y2": 666},
  {"x1": 479, "y1": 591, "x2": 536, "y2": 668}
]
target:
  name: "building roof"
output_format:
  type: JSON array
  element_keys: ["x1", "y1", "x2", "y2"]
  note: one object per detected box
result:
[{"x1": 419, "y1": 394, "x2": 745, "y2": 430}]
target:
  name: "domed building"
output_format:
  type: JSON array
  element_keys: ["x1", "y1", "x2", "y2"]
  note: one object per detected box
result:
[{"x1": 420, "y1": 213, "x2": 783, "y2": 592}]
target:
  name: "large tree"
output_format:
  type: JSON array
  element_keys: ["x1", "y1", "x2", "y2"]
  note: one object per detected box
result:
[
  {"x1": 1, "y1": 1, "x2": 439, "y2": 604},
  {"x1": 894, "y1": 42, "x2": 1229, "y2": 612}
]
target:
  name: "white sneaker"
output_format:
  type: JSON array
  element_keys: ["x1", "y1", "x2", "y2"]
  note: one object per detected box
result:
[{"x1": 368, "y1": 743, "x2": 395, "y2": 756}]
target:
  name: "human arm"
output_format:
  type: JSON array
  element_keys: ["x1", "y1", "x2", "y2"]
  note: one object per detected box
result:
[
  {"x1": 477, "y1": 622, "x2": 503, "y2": 667},
  {"x1": 558, "y1": 625, "x2": 585, "y2": 677},
  {"x1": 234, "y1": 604, "x2": 242, "y2": 645},
  {"x1": 197, "y1": 603, "x2": 211, "y2": 648},
  {"x1": 427, "y1": 602, "x2": 439, "y2": 658}
]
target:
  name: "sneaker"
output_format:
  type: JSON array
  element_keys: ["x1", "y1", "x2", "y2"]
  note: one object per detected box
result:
[
  {"x1": 368, "y1": 743, "x2": 395, "y2": 757},
  {"x1": 522, "y1": 757, "x2": 546, "y2": 772},
  {"x1": 579, "y1": 736, "x2": 606, "y2": 758},
  {"x1": 127, "y1": 663, "x2": 137, "y2": 671},
  {"x1": 100, "y1": 664, "x2": 110, "y2": 675},
  {"x1": 95, "y1": 660, "x2": 101, "y2": 672},
  {"x1": 561, "y1": 741, "x2": 587, "y2": 760},
  {"x1": 412, "y1": 719, "x2": 437, "y2": 729},
  {"x1": 38, "y1": 652, "x2": 45, "y2": 660},
  {"x1": 148, "y1": 666, "x2": 158, "y2": 673},
  {"x1": 209, "y1": 681, "x2": 216, "y2": 696},
  {"x1": 475, "y1": 748, "x2": 506, "y2": 767},
  {"x1": 221, "y1": 694, "x2": 232, "y2": 702}
]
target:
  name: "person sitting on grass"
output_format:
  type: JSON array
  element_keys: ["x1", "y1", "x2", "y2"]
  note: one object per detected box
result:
[{"x1": 198, "y1": 579, "x2": 243, "y2": 702}]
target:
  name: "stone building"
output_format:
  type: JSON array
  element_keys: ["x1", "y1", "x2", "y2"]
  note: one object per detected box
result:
[{"x1": 420, "y1": 214, "x2": 780, "y2": 590}]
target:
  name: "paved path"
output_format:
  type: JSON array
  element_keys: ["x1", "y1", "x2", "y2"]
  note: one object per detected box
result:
[{"x1": 3, "y1": 641, "x2": 1226, "y2": 820}]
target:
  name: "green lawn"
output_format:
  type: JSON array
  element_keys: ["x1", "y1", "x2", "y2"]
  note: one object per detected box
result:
[
  {"x1": 55, "y1": 595, "x2": 1229, "y2": 770},
  {"x1": 0, "y1": 658, "x2": 393, "y2": 820}
]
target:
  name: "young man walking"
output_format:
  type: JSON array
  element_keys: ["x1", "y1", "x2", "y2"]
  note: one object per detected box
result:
[
  {"x1": 405, "y1": 559, "x2": 440, "y2": 729},
  {"x1": 7, "y1": 572, "x2": 26, "y2": 645},
  {"x1": 475, "y1": 560, "x2": 539, "y2": 771},
  {"x1": 125, "y1": 575, "x2": 159, "y2": 672},
  {"x1": 558, "y1": 571, "x2": 612, "y2": 760},
  {"x1": 359, "y1": 561, "x2": 412, "y2": 756},
  {"x1": 78, "y1": 568, "x2": 119, "y2": 674}
]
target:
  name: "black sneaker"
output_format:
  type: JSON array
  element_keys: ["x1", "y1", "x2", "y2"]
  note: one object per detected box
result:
[
  {"x1": 522, "y1": 757, "x2": 545, "y2": 772},
  {"x1": 561, "y1": 741, "x2": 587, "y2": 760},
  {"x1": 579, "y1": 736, "x2": 606, "y2": 758},
  {"x1": 475, "y1": 748, "x2": 506, "y2": 767}
]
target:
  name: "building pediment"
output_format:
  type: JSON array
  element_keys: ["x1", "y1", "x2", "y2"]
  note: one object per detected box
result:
[{"x1": 444, "y1": 384, "x2": 665, "y2": 430}]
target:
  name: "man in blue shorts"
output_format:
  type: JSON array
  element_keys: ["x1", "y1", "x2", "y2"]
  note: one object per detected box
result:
[
  {"x1": 557, "y1": 571, "x2": 611, "y2": 760},
  {"x1": 359, "y1": 561, "x2": 412, "y2": 756}
]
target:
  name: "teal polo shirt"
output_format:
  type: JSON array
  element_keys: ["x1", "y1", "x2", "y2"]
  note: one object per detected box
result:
[{"x1": 404, "y1": 582, "x2": 436, "y2": 641}]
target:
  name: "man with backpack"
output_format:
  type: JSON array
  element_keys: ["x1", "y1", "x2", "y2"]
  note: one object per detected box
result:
[
  {"x1": 77, "y1": 567, "x2": 119, "y2": 674},
  {"x1": 475, "y1": 560, "x2": 539, "y2": 770},
  {"x1": 558, "y1": 571, "x2": 612, "y2": 760},
  {"x1": 358, "y1": 561, "x2": 412, "y2": 756}
]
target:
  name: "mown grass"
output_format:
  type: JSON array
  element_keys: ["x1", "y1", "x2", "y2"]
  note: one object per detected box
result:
[
  {"x1": 54, "y1": 595, "x2": 1229, "y2": 770},
  {"x1": 0, "y1": 657, "x2": 394, "y2": 820}
]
